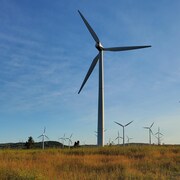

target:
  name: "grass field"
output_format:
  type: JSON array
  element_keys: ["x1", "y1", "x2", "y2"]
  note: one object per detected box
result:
[{"x1": 0, "y1": 145, "x2": 179, "y2": 179}]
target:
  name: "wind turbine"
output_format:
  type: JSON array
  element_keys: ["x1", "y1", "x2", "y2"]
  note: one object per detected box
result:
[
  {"x1": 38, "y1": 127, "x2": 49, "y2": 150},
  {"x1": 114, "y1": 131, "x2": 123, "y2": 145},
  {"x1": 126, "y1": 135, "x2": 133, "y2": 144},
  {"x1": 59, "y1": 134, "x2": 66, "y2": 148},
  {"x1": 66, "y1": 134, "x2": 73, "y2": 148},
  {"x1": 108, "y1": 138, "x2": 114, "y2": 146},
  {"x1": 143, "y1": 122, "x2": 154, "y2": 144},
  {"x1": 78, "y1": 10, "x2": 151, "y2": 147},
  {"x1": 155, "y1": 127, "x2": 163, "y2": 145},
  {"x1": 114, "y1": 121, "x2": 133, "y2": 146}
]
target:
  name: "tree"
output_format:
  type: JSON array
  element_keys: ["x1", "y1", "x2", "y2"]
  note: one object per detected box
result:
[
  {"x1": 74, "y1": 140, "x2": 80, "y2": 147},
  {"x1": 25, "y1": 136, "x2": 34, "y2": 149}
]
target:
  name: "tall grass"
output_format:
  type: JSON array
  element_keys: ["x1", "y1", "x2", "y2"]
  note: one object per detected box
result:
[{"x1": 0, "y1": 145, "x2": 179, "y2": 179}]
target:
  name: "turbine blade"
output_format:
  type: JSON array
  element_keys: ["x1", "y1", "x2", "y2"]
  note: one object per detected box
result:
[
  {"x1": 78, "y1": 10, "x2": 100, "y2": 43},
  {"x1": 44, "y1": 127, "x2": 46, "y2": 133},
  {"x1": 143, "y1": 127, "x2": 149, "y2": 129},
  {"x1": 78, "y1": 54, "x2": 99, "y2": 94},
  {"x1": 38, "y1": 135, "x2": 43, "y2": 138},
  {"x1": 125, "y1": 120, "x2": 133, "y2": 127},
  {"x1": 114, "y1": 121, "x2": 124, "y2": 127},
  {"x1": 45, "y1": 135, "x2": 49, "y2": 139},
  {"x1": 150, "y1": 122, "x2": 154, "y2": 128},
  {"x1": 150, "y1": 129, "x2": 153, "y2": 135},
  {"x1": 103, "y1": 45, "x2": 151, "y2": 52}
]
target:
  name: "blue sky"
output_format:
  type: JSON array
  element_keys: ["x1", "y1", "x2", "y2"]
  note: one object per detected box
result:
[{"x1": 0, "y1": 0, "x2": 180, "y2": 145}]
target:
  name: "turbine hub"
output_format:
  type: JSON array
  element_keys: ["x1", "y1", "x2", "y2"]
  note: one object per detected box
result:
[{"x1": 95, "y1": 42, "x2": 103, "y2": 51}]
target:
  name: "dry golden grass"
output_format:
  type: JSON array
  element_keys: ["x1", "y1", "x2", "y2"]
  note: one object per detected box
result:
[{"x1": 0, "y1": 145, "x2": 179, "y2": 179}]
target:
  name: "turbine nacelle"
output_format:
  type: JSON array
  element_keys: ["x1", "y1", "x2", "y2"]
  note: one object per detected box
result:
[{"x1": 95, "y1": 42, "x2": 103, "y2": 51}]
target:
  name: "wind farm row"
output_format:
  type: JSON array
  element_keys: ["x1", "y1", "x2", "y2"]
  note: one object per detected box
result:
[{"x1": 34, "y1": 120, "x2": 163, "y2": 150}]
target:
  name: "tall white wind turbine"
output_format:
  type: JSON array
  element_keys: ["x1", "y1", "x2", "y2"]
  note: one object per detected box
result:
[
  {"x1": 38, "y1": 127, "x2": 49, "y2": 150},
  {"x1": 114, "y1": 121, "x2": 133, "y2": 146},
  {"x1": 78, "y1": 10, "x2": 151, "y2": 147},
  {"x1": 143, "y1": 122, "x2": 154, "y2": 144}
]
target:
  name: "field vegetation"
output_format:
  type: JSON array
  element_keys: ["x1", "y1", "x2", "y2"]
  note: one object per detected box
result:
[{"x1": 0, "y1": 145, "x2": 179, "y2": 179}]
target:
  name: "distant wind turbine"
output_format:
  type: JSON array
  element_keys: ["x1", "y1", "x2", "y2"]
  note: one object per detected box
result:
[
  {"x1": 108, "y1": 138, "x2": 114, "y2": 145},
  {"x1": 143, "y1": 122, "x2": 154, "y2": 144},
  {"x1": 114, "y1": 131, "x2": 123, "y2": 145},
  {"x1": 66, "y1": 134, "x2": 73, "y2": 148},
  {"x1": 126, "y1": 135, "x2": 133, "y2": 144},
  {"x1": 38, "y1": 127, "x2": 49, "y2": 150},
  {"x1": 114, "y1": 121, "x2": 133, "y2": 146},
  {"x1": 78, "y1": 10, "x2": 151, "y2": 147},
  {"x1": 155, "y1": 127, "x2": 163, "y2": 145},
  {"x1": 59, "y1": 134, "x2": 66, "y2": 148}
]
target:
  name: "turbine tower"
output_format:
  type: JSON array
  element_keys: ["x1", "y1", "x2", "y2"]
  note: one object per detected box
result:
[
  {"x1": 143, "y1": 122, "x2": 154, "y2": 144},
  {"x1": 114, "y1": 121, "x2": 133, "y2": 146},
  {"x1": 94, "y1": 129, "x2": 107, "y2": 137},
  {"x1": 78, "y1": 10, "x2": 151, "y2": 146},
  {"x1": 38, "y1": 127, "x2": 49, "y2": 150}
]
